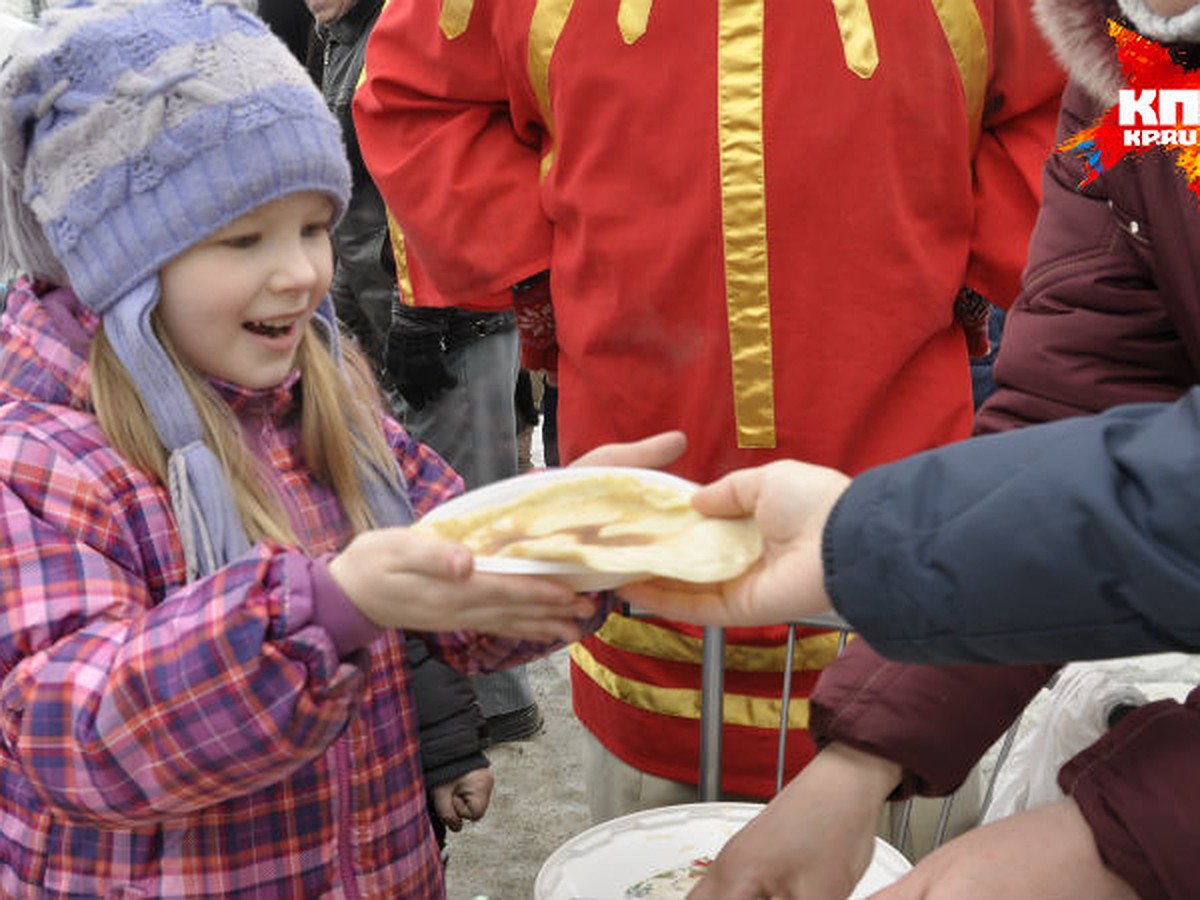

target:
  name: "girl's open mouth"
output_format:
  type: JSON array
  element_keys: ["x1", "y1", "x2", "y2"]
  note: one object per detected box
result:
[{"x1": 244, "y1": 319, "x2": 295, "y2": 338}]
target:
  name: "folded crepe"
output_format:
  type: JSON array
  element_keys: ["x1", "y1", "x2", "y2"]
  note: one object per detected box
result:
[{"x1": 415, "y1": 472, "x2": 763, "y2": 583}]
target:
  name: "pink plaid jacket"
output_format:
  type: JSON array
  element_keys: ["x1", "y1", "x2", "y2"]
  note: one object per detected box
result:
[{"x1": 0, "y1": 279, "x2": 558, "y2": 898}]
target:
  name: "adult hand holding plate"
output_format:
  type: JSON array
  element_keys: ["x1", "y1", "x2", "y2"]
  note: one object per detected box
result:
[
  {"x1": 570, "y1": 429, "x2": 688, "y2": 469},
  {"x1": 622, "y1": 460, "x2": 852, "y2": 626}
]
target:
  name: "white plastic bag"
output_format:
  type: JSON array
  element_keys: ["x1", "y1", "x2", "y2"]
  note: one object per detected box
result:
[{"x1": 982, "y1": 663, "x2": 1146, "y2": 824}]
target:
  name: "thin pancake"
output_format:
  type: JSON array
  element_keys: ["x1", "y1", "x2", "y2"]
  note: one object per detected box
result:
[{"x1": 415, "y1": 473, "x2": 762, "y2": 582}]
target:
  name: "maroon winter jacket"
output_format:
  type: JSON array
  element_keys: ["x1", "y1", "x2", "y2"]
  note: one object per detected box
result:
[{"x1": 811, "y1": 2, "x2": 1200, "y2": 898}]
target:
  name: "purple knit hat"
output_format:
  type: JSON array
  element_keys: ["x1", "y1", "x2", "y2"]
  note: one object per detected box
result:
[{"x1": 0, "y1": 0, "x2": 413, "y2": 578}]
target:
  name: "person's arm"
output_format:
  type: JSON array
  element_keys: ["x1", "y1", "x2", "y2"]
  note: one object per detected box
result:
[
  {"x1": 810, "y1": 640, "x2": 1055, "y2": 796},
  {"x1": 624, "y1": 390, "x2": 1200, "y2": 660},
  {"x1": 871, "y1": 797, "x2": 1137, "y2": 900},
  {"x1": 406, "y1": 637, "x2": 494, "y2": 832},
  {"x1": 352, "y1": 0, "x2": 551, "y2": 305},
  {"x1": 1056, "y1": 687, "x2": 1200, "y2": 900},
  {"x1": 687, "y1": 743, "x2": 897, "y2": 900},
  {"x1": 826, "y1": 390, "x2": 1200, "y2": 664}
]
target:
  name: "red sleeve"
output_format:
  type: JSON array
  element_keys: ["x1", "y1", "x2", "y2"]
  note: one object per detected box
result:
[
  {"x1": 353, "y1": 0, "x2": 551, "y2": 305},
  {"x1": 1059, "y1": 689, "x2": 1200, "y2": 900},
  {"x1": 811, "y1": 639, "x2": 1056, "y2": 797},
  {"x1": 964, "y1": 0, "x2": 1066, "y2": 307}
]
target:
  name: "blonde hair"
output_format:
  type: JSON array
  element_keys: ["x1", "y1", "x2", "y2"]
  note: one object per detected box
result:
[{"x1": 89, "y1": 319, "x2": 399, "y2": 545}]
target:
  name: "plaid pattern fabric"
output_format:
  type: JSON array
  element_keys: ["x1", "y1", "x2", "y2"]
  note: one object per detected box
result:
[{"x1": 0, "y1": 280, "x2": 553, "y2": 898}]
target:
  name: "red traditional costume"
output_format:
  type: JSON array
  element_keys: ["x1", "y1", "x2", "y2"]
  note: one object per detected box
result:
[{"x1": 355, "y1": 0, "x2": 1063, "y2": 796}]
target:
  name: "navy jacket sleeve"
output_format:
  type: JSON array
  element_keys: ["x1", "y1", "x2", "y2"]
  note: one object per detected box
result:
[{"x1": 824, "y1": 389, "x2": 1200, "y2": 664}]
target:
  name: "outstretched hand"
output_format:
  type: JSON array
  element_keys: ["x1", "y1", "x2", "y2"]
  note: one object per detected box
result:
[
  {"x1": 330, "y1": 431, "x2": 688, "y2": 639},
  {"x1": 328, "y1": 528, "x2": 599, "y2": 642},
  {"x1": 622, "y1": 460, "x2": 851, "y2": 627}
]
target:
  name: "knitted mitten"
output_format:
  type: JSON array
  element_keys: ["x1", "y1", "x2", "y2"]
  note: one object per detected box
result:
[{"x1": 511, "y1": 272, "x2": 557, "y2": 373}]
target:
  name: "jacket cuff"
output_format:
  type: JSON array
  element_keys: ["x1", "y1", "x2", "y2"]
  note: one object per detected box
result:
[
  {"x1": 821, "y1": 478, "x2": 886, "y2": 636},
  {"x1": 304, "y1": 553, "x2": 384, "y2": 657},
  {"x1": 425, "y1": 753, "x2": 491, "y2": 791},
  {"x1": 1059, "y1": 692, "x2": 1200, "y2": 900}
]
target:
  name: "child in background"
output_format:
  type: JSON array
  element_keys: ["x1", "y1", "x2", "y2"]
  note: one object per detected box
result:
[{"x1": 0, "y1": 2, "x2": 674, "y2": 896}]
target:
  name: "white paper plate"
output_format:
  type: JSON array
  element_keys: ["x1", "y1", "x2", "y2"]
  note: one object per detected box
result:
[
  {"x1": 534, "y1": 802, "x2": 911, "y2": 899},
  {"x1": 417, "y1": 467, "x2": 703, "y2": 592}
]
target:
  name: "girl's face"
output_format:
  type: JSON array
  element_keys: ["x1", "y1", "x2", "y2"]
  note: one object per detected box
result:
[{"x1": 157, "y1": 192, "x2": 336, "y2": 390}]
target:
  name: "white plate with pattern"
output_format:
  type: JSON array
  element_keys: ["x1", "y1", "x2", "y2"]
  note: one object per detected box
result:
[{"x1": 534, "y1": 802, "x2": 911, "y2": 899}]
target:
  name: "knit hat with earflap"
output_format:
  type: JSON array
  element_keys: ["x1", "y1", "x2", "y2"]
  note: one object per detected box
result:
[{"x1": 0, "y1": 0, "x2": 414, "y2": 579}]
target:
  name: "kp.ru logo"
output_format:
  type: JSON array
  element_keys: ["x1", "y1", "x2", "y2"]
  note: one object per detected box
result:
[
  {"x1": 1118, "y1": 89, "x2": 1200, "y2": 146},
  {"x1": 1061, "y1": 19, "x2": 1200, "y2": 200}
]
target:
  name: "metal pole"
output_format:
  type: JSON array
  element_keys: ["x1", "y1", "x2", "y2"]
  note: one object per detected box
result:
[
  {"x1": 697, "y1": 625, "x2": 725, "y2": 801},
  {"x1": 774, "y1": 624, "x2": 797, "y2": 795}
]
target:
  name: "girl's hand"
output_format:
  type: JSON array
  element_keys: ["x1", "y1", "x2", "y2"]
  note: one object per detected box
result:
[
  {"x1": 328, "y1": 528, "x2": 597, "y2": 642},
  {"x1": 332, "y1": 431, "x2": 687, "y2": 638}
]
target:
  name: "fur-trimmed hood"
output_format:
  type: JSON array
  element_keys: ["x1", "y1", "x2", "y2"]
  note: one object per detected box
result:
[
  {"x1": 1035, "y1": 0, "x2": 1200, "y2": 103},
  {"x1": 1033, "y1": 0, "x2": 1126, "y2": 103}
]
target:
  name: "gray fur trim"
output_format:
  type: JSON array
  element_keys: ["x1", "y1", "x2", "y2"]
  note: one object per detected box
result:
[
  {"x1": 1118, "y1": 0, "x2": 1200, "y2": 42},
  {"x1": 1034, "y1": 0, "x2": 1128, "y2": 103}
]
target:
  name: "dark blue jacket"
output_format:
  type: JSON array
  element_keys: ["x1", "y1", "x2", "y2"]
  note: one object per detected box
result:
[{"x1": 827, "y1": 390, "x2": 1200, "y2": 664}]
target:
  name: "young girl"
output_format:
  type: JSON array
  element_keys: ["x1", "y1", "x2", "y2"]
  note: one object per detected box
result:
[{"x1": 0, "y1": 2, "x2": 678, "y2": 896}]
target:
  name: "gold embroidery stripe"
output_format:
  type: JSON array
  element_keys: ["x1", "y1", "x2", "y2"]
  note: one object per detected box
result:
[
  {"x1": 718, "y1": 0, "x2": 776, "y2": 449},
  {"x1": 930, "y1": 0, "x2": 988, "y2": 145},
  {"x1": 829, "y1": 0, "x2": 879, "y2": 79},
  {"x1": 571, "y1": 642, "x2": 811, "y2": 729},
  {"x1": 439, "y1": 0, "x2": 475, "y2": 39},
  {"x1": 617, "y1": 0, "x2": 652, "y2": 44},
  {"x1": 596, "y1": 615, "x2": 846, "y2": 673},
  {"x1": 529, "y1": 0, "x2": 574, "y2": 178},
  {"x1": 385, "y1": 209, "x2": 417, "y2": 306}
]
